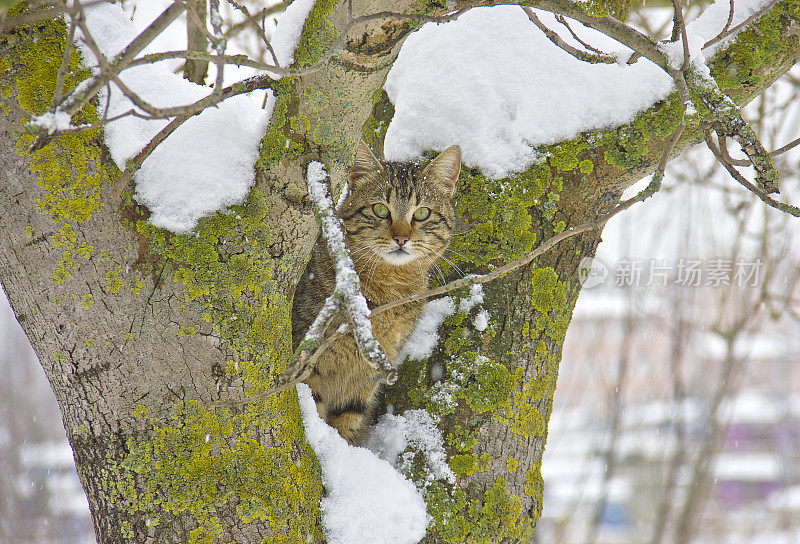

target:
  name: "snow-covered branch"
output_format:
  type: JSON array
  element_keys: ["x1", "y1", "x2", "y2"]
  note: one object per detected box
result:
[{"x1": 304, "y1": 162, "x2": 397, "y2": 384}]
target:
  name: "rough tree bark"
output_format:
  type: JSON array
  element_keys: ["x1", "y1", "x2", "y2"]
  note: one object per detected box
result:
[{"x1": 0, "y1": 0, "x2": 798, "y2": 543}]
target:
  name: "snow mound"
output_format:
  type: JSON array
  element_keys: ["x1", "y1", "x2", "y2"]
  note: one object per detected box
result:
[
  {"x1": 296, "y1": 384, "x2": 428, "y2": 544},
  {"x1": 384, "y1": 1, "x2": 772, "y2": 179}
]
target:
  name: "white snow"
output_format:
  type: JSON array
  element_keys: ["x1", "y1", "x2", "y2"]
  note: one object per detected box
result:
[
  {"x1": 397, "y1": 297, "x2": 455, "y2": 362},
  {"x1": 29, "y1": 110, "x2": 73, "y2": 134},
  {"x1": 384, "y1": 0, "x2": 773, "y2": 179},
  {"x1": 458, "y1": 282, "x2": 484, "y2": 313},
  {"x1": 473, "y1": 309, "x2": 489, "y2": 332},
  {"x1": 307, "y1": 160, "x2": 329, "y2": 185},
  {"x1": 270, "y1": 0, "x2": 316, "y2": 68},
  {"x1": 366, "y1": 409, "x2": 456, "y2": 486},
  {"x1": 296, "y1": 383, "x2": 428, "y2": 544},
  {"x1": 398, "y1": 282, "x2": 487, "y2": 363},
  {"x1": 661, "y1": 0, "x2": 775, "y2": 72},
  {"x1": 73, "y1": 2, "x2": 269, "y2": 233}
]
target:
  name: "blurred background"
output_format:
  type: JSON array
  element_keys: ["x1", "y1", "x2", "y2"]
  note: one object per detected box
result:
[
  {"x1": 536, "y1": 56, "x2": 800, "y2": 544},
  {"x1": 2, "y1": 1, "x2": 799, "y2": 543}
]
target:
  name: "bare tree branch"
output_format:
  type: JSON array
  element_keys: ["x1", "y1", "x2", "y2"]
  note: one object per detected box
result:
[
  {"x1": 523, "y1": 7, "x2": 616, "y2": 64},
  {"x1": 707, "y1": 137, "x2": 800, "y2": 217},
  {"x1": 223, "y1": 2, "x2": 286, "y2": 41},
  {"x1": 711, "y1": 128, "x2": 751, "y2": 166},
  {"x1": 29, "y1": 1, "x2": 187, "y2": 150},
  {"x1": 671, "y1": 0, "x2": 691, "y2": 71},
  {"x1": 227, "y1": 0, "x2": 279, "y2": 66},
  {"x1": 112, "y1": 111, "x2": 200, "y2": 202},
  {"x1": 694, "y1": 75, "x2": 781, "y2": 193},
  {"x1": 184, "y1": 0, "x2": 209, "y2": 84},
  {"x1": 771, "y1": 135, "x2": 800, "y2": 156},
  {"x1": 554, "y1": 14, "x2": 608, "y2": 56},
  {"x1": 208, "y1": 0, "x2": 225, "y2": 93},
  {"x1": 702, "y1": 0, "x2": 781, "y2": 49},
  {"x1": 50, "y1": 7, "x2": 76, "y2": 111}
]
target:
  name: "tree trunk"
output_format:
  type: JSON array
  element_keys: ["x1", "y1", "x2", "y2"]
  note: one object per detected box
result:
[{"x1": 0, "y1": 1, "x2": 798, "y2": 542}]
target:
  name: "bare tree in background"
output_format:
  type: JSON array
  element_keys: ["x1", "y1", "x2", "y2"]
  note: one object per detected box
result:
[{"x1": 538, "y1": 68, "x2": 800, "y2": 544}]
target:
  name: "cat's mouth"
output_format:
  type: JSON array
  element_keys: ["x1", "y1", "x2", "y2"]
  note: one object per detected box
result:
[{"x1": 383, "y1": 246, "x2": 415, "y2": 265}]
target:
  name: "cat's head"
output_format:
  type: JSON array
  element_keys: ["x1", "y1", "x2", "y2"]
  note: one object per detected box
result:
[{"x1": 338, "y1": 141, "x2": 461, "y2": 268}]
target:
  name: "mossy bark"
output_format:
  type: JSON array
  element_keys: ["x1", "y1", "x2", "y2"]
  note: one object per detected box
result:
[{"x1": 0, "y1": 1, "x2": 798, "y2": 543}]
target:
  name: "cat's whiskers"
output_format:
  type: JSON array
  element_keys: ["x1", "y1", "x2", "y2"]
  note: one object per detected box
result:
[
  {"x1": 367, "y1": 251, "x2": 382, "y2": 286},
  {"x1": 358, "y1": 251, "x2": 380, "y2": 280},
  {"x1": 437, "y1": 253, "x2": 466, "y2": 278},
  {"x1": 443, "y1": 247, "x2": 468, "y2": 263},
  {"x1": 350, "y1": 244, "x2": 379, "y2": 274},
  {"x1": 420, "y1": 251, "x2": 446, "y2": 286}
]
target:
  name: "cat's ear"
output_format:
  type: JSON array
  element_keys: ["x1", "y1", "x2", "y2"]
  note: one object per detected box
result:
[
  {"x1": 349, "y1": 140, "x2": 382, "y2": 189},
  {"x1": 423, "y1": 146, "x2": 461, "y2": 196}
]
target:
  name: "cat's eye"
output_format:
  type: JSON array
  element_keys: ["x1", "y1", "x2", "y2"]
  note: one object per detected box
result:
[
  {"x1": 372, "y1": 203, "x2": 390, "y2": 219},
  {"x1": 413, "y1": 207, "x2": 431, "y2": 221}
]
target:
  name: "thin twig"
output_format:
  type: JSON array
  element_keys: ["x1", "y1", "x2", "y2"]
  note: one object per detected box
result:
[
  {"x1": 73, "y1": 17, "x2": 278, "y2": 122},
  {"x1": 523, "y1": 7, "x2": 616, "y2": 64},
  {"x1": 112, "y1": 112, "x2": 198, "y2": 201},
  {"x1": 713, "y1": 128, "x2": 751, "y2": 166},
  {"x1": 721, "y1": 0, "x2": 736, "y2": 40},
  {"x1": 208, "y1": 0, "x2": 225, "y2": 93},
  {"x1": 227, "y1": 0, "x2": 279, "y2": 66},
  {"x1": 223, "y1": 2, "x2": 286, "y2": 41},
  {"x1": 50, "y1": 10, "x2": 77, "y2": 112},
  {"x1": 218, "y1": 320, "x2": 340, "y2": 408},
  {"x1": 30, "y1": 1, "x2": 187, "y2": 150},
  {"x1": 771, "y1": 135, "x2": 800, "y2": 157},
  {"x1": 26, "y1": 5, "x2": 466, "y2": 147},
  {"x1": 0, "y1": 96, "x2": 32, "y2": 120},
  {"x1": 693, "y1": 73, "x2": 780, "y2": 193},
  {"x1": 0, "y1": 0, "x2": 106, "y2": 34},
  {"x1": 702, "y1": 0, "x2": 780, "y2": 49},
  {"x1": 708, "y1": 141, "x2": 800, "y2": 217},
  {"x1": 554, "y1": 14, "x2": 607, "y2": 55},
  {"x1": 670, "y1": 0, "x2": 691, "y2": 71}
]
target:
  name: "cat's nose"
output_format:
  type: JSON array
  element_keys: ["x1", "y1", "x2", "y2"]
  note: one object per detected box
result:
[{"x1": 393, "y1": 235, "x2": 410, "y2": 246}]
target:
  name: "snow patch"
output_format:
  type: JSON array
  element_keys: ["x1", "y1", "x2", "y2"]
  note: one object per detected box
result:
[
  {"x1": 384, "y1": 6, "x2": 673, "y2": 179},
  {"x1": 384, "y1": 0, "x2": 774, "y2": 179},
  {"x1": 366, "y1": 409, "x2": 456, "y2": 486},
  {"x1": 270, "y1": 0, "x2": 316, "y2": 68},
  {"x1": 29, "y1": 111, "x2": 73, "y2": 134},
  {"x1": 74, "y1": 2, "x2": 269, "y2": 233},
  {"x1": 458, "y1": 282, "x2": 484, "y2": 313},
  {"x1": 398, "y1": 297, "x2": 456, "y2": 362},
  {"x1": 75, "y1": 0, "x2": 316, "y2": 233},
  {"x1": 474, "y1": 309, "x2": 489, "y2": 332},
  {"x1": 398, "y1": 282, "x2": 487, "y2": 363},
  {"x1": 296, "y1": 384, "x2": 428, "y2": 544}
]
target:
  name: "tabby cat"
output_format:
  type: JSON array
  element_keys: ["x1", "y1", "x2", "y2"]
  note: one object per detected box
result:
[{"x1": 291, "y1": 141, "x2": 461, "y2": 444}]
